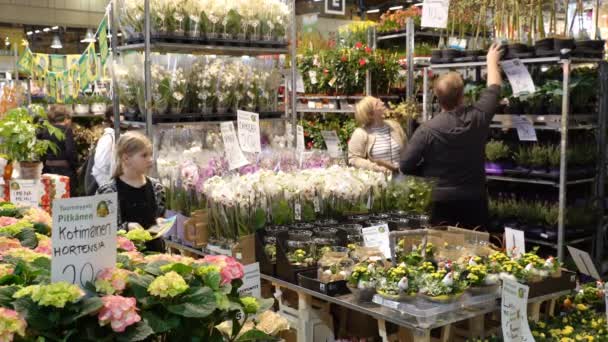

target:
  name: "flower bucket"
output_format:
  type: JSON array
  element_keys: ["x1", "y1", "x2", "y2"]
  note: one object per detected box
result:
[
  {"x1": 74, "y1": 104, "x2": 90, "y2": 115},
  {"x1": 91, "y1": 103, "x2": 107, "y2": 115},
  {"x1": 18, "y1": 161, "x2": 43, "y2": 180}
]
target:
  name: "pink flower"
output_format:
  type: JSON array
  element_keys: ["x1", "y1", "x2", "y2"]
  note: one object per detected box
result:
[
  {"x1": 201, "y1": 255, "x2": 244, "y2": 285},
  {"x1": 95, "y1": 268, "x2": 132, "y2": 294},
  {"x1": 0, "y1": 217, "x2": 18, "y2": 228},
  {"x1": 34, "y1": 238, "x2": 52, "y2": 255},
  {"x1": 0, "y1": 307, "x2": 26, "y2": 340},
  {"x1": 354, "y1": 42, "x2": 363, "y2": 49},
  {"x1": 359, "y1": 58, "x2": 367, "y2": 67},
  {"x1": 98, "y1": 295, "x2": 141, "y2": 332},
  {"x1": 181, "y1": 161, "x2": 200, "y2": 190},
  {"x1": 0, "y1": 237, "x2": 20, "y2": 253},
  {"x1": 22, "y1": 208, "x2": 52, "y2": 227},
  {"x1": 365, "y1": 47, "x2": 372, "y2": 54},
  {"x1": 117, "y1": 236, "x2": 136, "y2": 252},
  {"x1": 119, "y1": 251, "x2": 145, "y2": 264}
]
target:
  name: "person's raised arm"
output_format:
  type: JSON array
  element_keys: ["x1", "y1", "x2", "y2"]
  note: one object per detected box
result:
[
  {"x1": 486, "y1": 43, "x2": 503, "y2": 87},
  {"x1": 472, "y1": 43, "x2": 504, "y2": 122}
]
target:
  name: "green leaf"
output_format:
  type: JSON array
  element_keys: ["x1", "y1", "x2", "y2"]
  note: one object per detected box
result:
[
  {"x1": 167, "y1": 287, "x2": 217, "y2": 318},
  {"x1": 0, "y1": 274, "x2": 22, "y2": 286},
  {"x1": 16, "y1": 227, "x2": 38, "y2": 249},
  {"x1": 162, "y1": 263, "x2": 193, "y2": 277},
  {"x1": 33, "y1": 222, "x2": 51, "y2": 235},
  {"x1": 127, "y1": 273, "x2": 154, "y2": 299},
  {"x1": 204, "y1": 271, "x2": 221, "y2": 291},
  {"x1": 236, "y1": 329, "x2": 279, "y2": 342},
  {"x1": 141, "y1": 311, "x2": 180, "y2": 334},
  {"x1": 142, "y1": 260, "x2": 171, "y2": 276},
  {"x1": 117, "y1": 321, "x2": 155, "y2": 342},
  {"x1": 0, "y1": 285, "x2": 18, "y2": 306}
]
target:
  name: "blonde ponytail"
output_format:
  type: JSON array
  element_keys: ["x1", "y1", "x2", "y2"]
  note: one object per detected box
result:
[{"x1": 113, "y1": 131, "x2": 152, "y2": 178}]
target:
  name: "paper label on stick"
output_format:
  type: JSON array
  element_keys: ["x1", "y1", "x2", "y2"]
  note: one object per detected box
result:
[
  {"x1": 501, "y1": 59, "x2": 536, "y2": 96},
  {"x1": 313, "y1": 197, "x2": 321, "y2": 213},
  {"x1": 505, "y1": 227, "x2": 526, "y2": 258},
  {"x1": 512, "y1": 116, "x2": 537, "y2": 141},
  {"x1": 321, "y1": 130, "x2": 341, "y2": 158},
  {"x1": 237, "y1": 110, "x2": 261, "y2": 153},
  {"x1": 309, "y1": 71, "x2": 318, "y2": 85},
  {"x1": 221, "y1": 121, "x2": 249, "y2": 170},
  {"x1": 421, "y1": 0, "x2": 450, "y2": 29},
  {"x1": 296, "y1": 125, "x2": 305, "y2": 153},
  {"x1": 568, "y1": 246, "x2": 601, "y2": 279},
  {"x1": 51, "y1": 193, "x2": 117, "y2": 288},
  {"x1": 362, "y1": 224, "x2": 390, "y2": 258},
  {"x1": 9, "y1": 179, "x2": 41, "y2": 208},
  {"x1": 294, "y1": 201, "x2": 302, "y2": 221},
  {"x1": 238, "y1": 263, "x2": 261, "y2": 298},
  {"x1": 501, "y1": 280, "x2": 534, "y2": 342}
]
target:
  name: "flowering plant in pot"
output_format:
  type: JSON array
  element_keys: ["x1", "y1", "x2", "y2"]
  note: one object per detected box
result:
[
  {"x1": 484, "y1": 140, "x2": 511, "y2": 175},
  {"x1": 0, "y1": 107, "x2": 64, "y2": 179},
  {"x1": 88, "y1": 94, "x2": 111, "y2": 115},
  {"x1": 376, "y1": 263, "x2": 419, "y2": 302},
  {"x1": 347, "y1": 260, "x2": 384, "y2": 302},
  {"x1": 464, "y1": 256, "x2": 500, "y2": 295},
  {"x1": 418, "y1": 261, "x2": 466, "y2": 303},
  {"x1": 73, "y1": 95, "x2": 90, "y2": 115}
]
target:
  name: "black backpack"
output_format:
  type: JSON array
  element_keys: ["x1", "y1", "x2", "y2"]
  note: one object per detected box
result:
[{"x1": 80, "y1": 132, "x2": 113, "y2": 196}]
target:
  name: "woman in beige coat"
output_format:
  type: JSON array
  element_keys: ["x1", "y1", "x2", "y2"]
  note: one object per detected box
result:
[{"x1": 348, "y1": 96, "x2": 407, "y2": 173}]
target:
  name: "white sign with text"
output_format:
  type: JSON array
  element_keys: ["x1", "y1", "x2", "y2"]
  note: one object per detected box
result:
[
  {"x1": 238, "y1": 262, "x2": 261, "y2": 298},
  {"x1": 51, "y1": 193, "x2": 118, "y2": 288},
  {"x1": 421, "y1": 0, "x2": 450, "y2": 29},
  {"x1": 505, "y1": 227, "x2": 526, "y2": 258},
  {"x1": 501, "y1": 280, "x2": 534, "y2": 342},
  {"x1": 512, "y1": 116, "x2": 538, "y2": 141},
  {"x1": 568, "y1": 246, "x2": 601, "y2": 279},
  {"x1": 221, "y1": 122, "x2": 250, "y2": 170},
  {"x1": 237, "y1": 110, "x2": 261, "y2": 153},
  {"x1": 9, "y1": 179, "x2": 41, "y2": 208},
  {"x1": 501, "y1": 59, "x2": 536, "y2": 96},
  {"x1": 362, "y1": 224, "x2": 391, "y2": 258},
  {"x1": 296, "y1": 125, "x2": 305, "y2": 153},
  {"x1": 321, "y1": 130, "x2": 341, "y2": 158}
]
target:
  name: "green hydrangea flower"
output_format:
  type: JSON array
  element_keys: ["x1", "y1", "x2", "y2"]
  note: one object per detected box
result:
[
  {"x1": 147, "y1": 271, "x2": 188, "y2": 298},
  {"x1": 195, "y1": 264, "x2": 221, "y2": 277},
  {"x1": 13, "y1": 282, "x2": 84, "y2": 308},
  {"x1": 0, "y1": 221, "x2": 33, "y2": 236},
  {"x1": 3, "y1": 248, "x2": 49, "y2": 263},
  {"x1": 123, "y1": 228, "x2": 153, "y2": 243},
  {"x1": 240, "y1": 297, "x2": 259, "y2": 314}
]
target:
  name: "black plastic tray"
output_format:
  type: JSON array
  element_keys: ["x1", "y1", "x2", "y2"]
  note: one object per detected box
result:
[{"x1": 297, "y1": 270, "x2": 350, "y2": 297}]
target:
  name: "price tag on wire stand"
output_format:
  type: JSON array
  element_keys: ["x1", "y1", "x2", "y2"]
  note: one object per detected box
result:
[
  {"x1": 505, "y1": 227, "x2": 526, "y2": 258},
  {"x1": 500, "y1": 59, "x2": 536, "y2": 96},
  {"x1": 221, "y1": 121, "x2": 249, "y2": 170},
  {"x1": 362, "y1": 224, "x2": 390, "y2": 258},
  {"x1": 237, "y1": 110, "x2": 261, "y2": 153},
  {"x1": 501, "y1": 280, "x2": 534, "y2": 342},
  {"x1": 296, "y1": 125, "x2": 305, "y2": 153},
  {"x1": 568, "y1": 246, "x2": 601, "y2": 280},
  {"x1": 421, "y1": 0, "x2": 450, "y2": 29},
  {"x1": 512, "y1": 116, "x2": 537, "y2": 141}
]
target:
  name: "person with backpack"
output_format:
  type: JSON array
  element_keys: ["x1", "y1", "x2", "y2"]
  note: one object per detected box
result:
[{"x1": 84, "y1": 108, "x2": 114, "y2": 195}]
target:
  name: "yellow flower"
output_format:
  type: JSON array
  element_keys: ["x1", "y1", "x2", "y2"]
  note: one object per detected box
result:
[
  {"x1": 576, "y1": 303, "x2": 588, "y2": 311},
  {"x1": 562, "y1": 326, "x2": 574, "y2": 336}
]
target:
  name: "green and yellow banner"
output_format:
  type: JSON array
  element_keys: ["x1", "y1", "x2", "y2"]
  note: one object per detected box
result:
[
  {"x1": 99, "y1": 17, "x2": 109, "y2": 66},
  {"x1": 16, "y1": 48, "x2": 33, "y2": 74}
]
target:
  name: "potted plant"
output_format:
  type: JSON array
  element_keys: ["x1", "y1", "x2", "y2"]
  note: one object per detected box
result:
[
  {"x1": 546, "y1": 145, "x2": 561, "y2": 180},
  {"x1": 529, "y1": 145, "x2": 548, "y2": 177},
  {"x1": 73, "y1": 95, "x2": 90, "y2": 115},
  {"x1": 89, "y1": 94, "x2": 111, "y2": 115},
  {"x1": 0, "y1": 107, "x2": 64, "y2": 179},
  {"x1": 485, "y1": 140, "x2": 511, "y2": 175},
  {"x1": 512, "y1": 146, "x2": 532, "y2": 175},
  {"x1": 347, "y1": 260, "x2": 383, "y2": 302},
  {"x1": 376, "y1": 263, "x2": 418, "y2": 302},
  {"x1": 465, "y1": 257, "x2": 500, "y2": 295}
]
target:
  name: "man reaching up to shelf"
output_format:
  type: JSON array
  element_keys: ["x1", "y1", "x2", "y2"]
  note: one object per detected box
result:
[{"x1": 400, "y1": 43, "x2": 504, "y2": 229}]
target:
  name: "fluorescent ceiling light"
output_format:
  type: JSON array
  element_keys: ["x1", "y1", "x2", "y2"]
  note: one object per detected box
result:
[
  {"x1": 52, "y1": 26, "x2": 59, "y2": 30},
  {"x1": 34, "y1": 30, "x2": 40, "y2": 33},
  {"x1": 367, "y1": 9, "x2": 380, "y2": 13},
  {"x1": 26, "y1": 31, "x2": 33, "y2": 35},
  {"x1": 43, "y1": 27, "x2": 50, "y2": 32},
  {"x1": 389, "y1": 5, "x2": 403, "y2": 10}
]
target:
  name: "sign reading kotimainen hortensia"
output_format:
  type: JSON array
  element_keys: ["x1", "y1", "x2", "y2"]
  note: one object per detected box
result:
[{"x1": 51, "y1": 193, "x2": 117, "y2": 288}]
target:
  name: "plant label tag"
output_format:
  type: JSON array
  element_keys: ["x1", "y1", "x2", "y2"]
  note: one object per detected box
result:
[
  {"x1": 313, "y1": 197, "x2": 321, "y2": 213},
  {"x1": 9, "y1": 179, "x2": 41, "y2": 208},
  {"x1": 501, "y1": 280, "x2": 534, "y2": 342},
  {"x1": 221, "y1": 121, "x2": 250, "y2": 170},
  {"x1": 51, "y1": 193, "x2": 118, "y2": 288},
  {"x1": 238, "y1": 263, "x2": 261, "y2": 298},
  {"x1": 421, "y1": 0, "x2": 450, "y2": 29},
  {"x1": 512, "y1": 116, "x2": 537, "y2": 141},
  {"x1": 287, "y1": 72, "x2": 305, "y2": 93},
  {"x1": 362, "y1": 224, "x2": 391, "y2": 258},
  {"x1": 505, "y1": 227, "x2": 525, "y2": 258},
  {"x1": 447, "y1": 36, "x2": 467, "y2": 50},
  {"x1": 237, "y1": 110, "x2": 261, "y2": 153},
  {"x1": 500, "y1": 59, "x2": 536, "y2": 97},
  {"x1": 309, "y1": 70, "x2": 318, "y2": 85},
  {"x1": 567, "y1": 246, "x2": 601, "y2": 279},
  {"x1": 294, "y1": 201, "x2": 302, "y2": 221},
  {"x1": 321, "y1": 130, "x2": 341, "y2": 158},
  {"x1": 328, "y1": 76, "x2": 337, "y2": 87},
  {"x1": 296, "y1": 125, "x2": 305, "y2": 153}
]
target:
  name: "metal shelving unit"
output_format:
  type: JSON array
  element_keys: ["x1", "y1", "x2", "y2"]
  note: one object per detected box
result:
[
  {"x1": 109, "y1": 0, "x2": 297, "y2": 139},
  {"x1": 422, "y1": 57, "x2": 608, "y2": 261}
]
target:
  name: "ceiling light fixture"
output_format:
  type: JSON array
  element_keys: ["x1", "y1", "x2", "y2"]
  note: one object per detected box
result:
[
  {"x1": 43, "y1": 27, "x2": 50, "y2": 32},
  {"x1": 52, "y1": 26, "x2": 59, "y2": 30},
  {"x1": 34, "y1": 30, "x2": 40, "y2": 34},
  {"x1": 389, "y1": 5, "x2": 403, "y2": 10},
  {"x1": 366, "y1": 8, "x2": 380, "y2": 13},
  {"x1": 81, "y1": 28, "x2": 96, "y2": 43},
  {"x1": 51, "y1": 35, "x2": 62, "y2": 49},
  {"x1": 26, "y1": 31, "x2": 33, "y2": 36}
]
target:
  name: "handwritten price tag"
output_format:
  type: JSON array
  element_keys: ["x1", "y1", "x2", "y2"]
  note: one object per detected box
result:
[
  {"x1": 502, "y1": 280, "x2": 534, "y2": 342},
  {"x1": 512, "y1": 116, "x2": 537, "y2": 142},
  {"x1": 501, "y1": 59, "x2": 536, "y2": 97},
  {"x1": 237, "y1": 110, "x2": 261, "y2": 153},
  {"x1": 421, "y1": 0, "x2": 450, "y2": 29},
  {"x1": 221, "y1": 121, "x2": 249, "y2": 170}
]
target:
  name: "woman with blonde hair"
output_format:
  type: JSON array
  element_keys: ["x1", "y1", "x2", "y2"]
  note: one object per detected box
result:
[
  {"x1": 97, "y1": 131, "x2": 165, "y2": 234},
  {"x1": 348, "y1": 96, "x2": 407, "y2": 173}
]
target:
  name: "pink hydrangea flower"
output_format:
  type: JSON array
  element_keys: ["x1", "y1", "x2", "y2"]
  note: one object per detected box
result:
[
  {"x1": 22, "y1": 208, "x2": 52, "y2": 227},
  {"x1": 201, "y1": 255, "x2": 244, "y2": 285},
  {"x1": 119, "y1": 251, "x2": 145, "y2": 264},
  {"x1": 0, "y1": 237, "x2": 21, "y2": 253},
  {"x1": 34, "y1": 238, "x2": 52, "y2": 255},
  {"x1": 117, "y1": 236, "x2": 136, "y2": 252},
  {"x1": 98, "y1": 295, "x2": 141, "y2": 332},
  {"x1": 0, "y1": 217, "x2": 18, "y2": 228},
  {"x1": 95, "y1": 268, "x2": 131, "y2": 295},
  {"x1": 0, "y1": 307, "x2": 26, "y2": 341}
]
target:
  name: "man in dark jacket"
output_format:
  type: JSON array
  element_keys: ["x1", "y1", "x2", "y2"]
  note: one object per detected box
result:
[{"x1": 400, "y1": 43, "x2": 503, "y2": 228}]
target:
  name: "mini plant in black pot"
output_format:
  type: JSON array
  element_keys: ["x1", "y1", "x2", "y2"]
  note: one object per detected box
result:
[
  {"x1": 546, "y1": 145, "x2": 561, "y2": 180},
  {"x1": 567, "y1": 144, "x2": 597, "y2": 179},
  {"x1": 485, "y1": 140, "x2": 511, "y2": 175},
  {"x1": 529, "y1": 145, "x2": 549, "y2": 177},
  {"x1": 512, "y1": 146, "x2": 532, "y2": 176}
]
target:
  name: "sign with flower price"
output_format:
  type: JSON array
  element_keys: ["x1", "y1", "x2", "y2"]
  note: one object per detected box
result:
[
  {"x1": 501, "y1": 280, "x2": 534, "y2": 342},
  {"x1": 421, "y1": 0, "x2": 450, "y2": 29},
  {"x1": 237, "y1": 110, "x2": 262, "y2": 153},
  {"x1": 9, "y1": 180, "x2": 41, "y2": 208},
  {"x1": 220, "y1": 122, "x2": 249, "y2": 170},
  {"x1": 51, "y1": 193, "x2": 117, "y2": 288}
]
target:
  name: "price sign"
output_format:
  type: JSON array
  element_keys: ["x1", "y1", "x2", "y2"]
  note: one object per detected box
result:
[
  {"x1": 238, "y1": 263, "x2": 261, "y2": 298},
  {"x1": 51, "y1": 193, "x2": 117, "y2": 288},
  {"x1": 221, "y1": 121, "x2": 249, "y2": 170},
  {"x1": 568, "y1": 246, "x2": 601, "y2": 280},
  {"x1": 237, "y1": 110, "x2": 261, "y2": 153},
  {"x1": 321, "y1": 130, "x2": 341, "y2": 158},
  {"x1": 309, "y1": 71, "x2": 318, "y2": 85},
  {"x1": 296, "y1": 125, "x2": 305, "y2": 153},
  {"x1": 505, "y1": 227, "x2": 526, "y2": 258},
  {"x1": 501, "y1": 280, "x2": 534, "y2": 342},
  {"x1": 9, "y1": 179, "x2": 41, "y2": 208},
  {"x1": 421, "y1": 0, "x2": 450, "y2": 29},
  {"x1": 501, "y1": 59, "x2": 536, "y2": 97},
  {"x1": 512, "y1": 116, "x2": 537, "y2": 141},
  {"x1": 362, "y1": 224, "x2": 391, "y2": 258}
]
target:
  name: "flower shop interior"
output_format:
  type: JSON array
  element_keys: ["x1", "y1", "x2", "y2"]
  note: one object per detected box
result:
[{"x1": 1, "y1": 0, "x2": 608, "y2": 341}]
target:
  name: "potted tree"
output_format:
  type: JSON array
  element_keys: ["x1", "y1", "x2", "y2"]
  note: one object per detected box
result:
[
  {"x1": 73, "y1": 95, "x2": 90, "y2": 115},
  {"x1": 0, "y1": 106, "x2": 64, "y2": 179}
]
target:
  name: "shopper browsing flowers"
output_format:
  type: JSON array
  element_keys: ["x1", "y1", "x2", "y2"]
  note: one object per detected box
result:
[{"x1": 348, "y1": 96, "x2": 407, "y2": 174}]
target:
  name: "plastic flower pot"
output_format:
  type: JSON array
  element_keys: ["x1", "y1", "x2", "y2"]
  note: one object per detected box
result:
[
  {"x1": 18, "y1": 161, "x2": 43, "y2": 179},
  {"x1": 420, "y1": 292, "x2": 464, "y2": 304},
  {"x1": 485, "y1": 162, "x2": 504, "y2": 175},
  {"x1": 347, "y1": 284, "x2": 376, "y2": 302},
  {"x1": 530, "y1": 167, "x2": 548, "y2": 178},
  {"x1": 74, "y1": 103, "x2": 90, "y2": 115},
  {"x1": 377, "y1": 289, "x2": 416, "y2": 302},
  {"x1": 555, "y1": 38, "x2": 575, "y2": 51},
  {"x1": 574, "y1": 39, "x2": 605, "y2": 50},
  {"x1": 91, "y1": 102, "x2": 107, "y2": 115},
  {"x1": 467, "y1": 283, "x2": 500, "y2": 296},
  {"x1": 387, "y1": 218, "x2": 411, "y2": 231}
]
